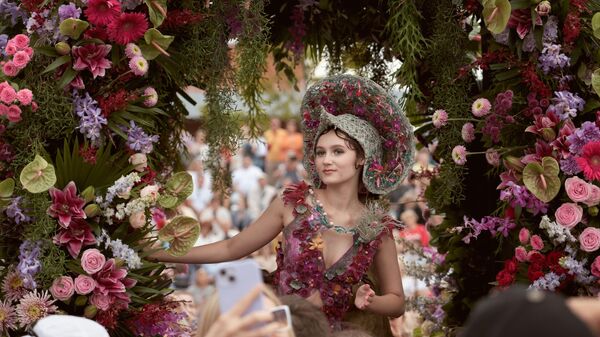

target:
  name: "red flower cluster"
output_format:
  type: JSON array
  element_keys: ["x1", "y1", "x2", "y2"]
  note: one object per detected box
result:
[
  {"x1": 521, "y1": 64, "x2": 552, "y2": 98},
  {"x1": 96, "y1": 89, "x2": 134, "y2": 118},
  {"x1": 162, "y1": 9, "x2": 204, "y2": 32},
  {"x1": 563, "y1": 12, "x2": 581, "y2": 45},
  {"x1": 496, "y1": 251, "x2": 571, "y2": 288},
  {"x1": 496, "y1": 258, "x2": 517, "y2": 287}
]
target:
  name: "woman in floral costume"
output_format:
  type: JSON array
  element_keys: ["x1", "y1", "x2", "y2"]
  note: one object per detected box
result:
[{"x1": 153, "y1": 75, "x2": 415, "y2": 334}]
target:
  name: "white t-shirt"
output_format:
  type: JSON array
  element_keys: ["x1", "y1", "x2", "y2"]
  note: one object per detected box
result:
[{"x1": 232, "y1": 165, "x2": 264, "y2": 195}]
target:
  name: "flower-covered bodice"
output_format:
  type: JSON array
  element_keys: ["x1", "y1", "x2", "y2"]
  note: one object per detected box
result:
[{"x1": 273, "y1": 182, "x2": 396, "y2": 328}]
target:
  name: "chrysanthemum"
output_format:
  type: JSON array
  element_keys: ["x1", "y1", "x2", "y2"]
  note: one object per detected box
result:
[
  {"x1": 452, "y1": 145, "x2": 468, "y2": 165},
  {"x1": 142, "y1": 87, "x2": 158, "y2": 107},
  {"x1": 462, "y1": 122, "x2": 475, "y2": 143},
  {"x1": 129, "y1": 56, "x2": 148, "y2": 76},
  {"x1": 0, "y1": 299, "x2": 17, "y2": 333},
  {"x1": 15, "y1": 290, "x2": 57, "y2": 329},
  {"x1": 471, "y1": 98, "x2": 492, "y2": 117},
  {"x1": 432, "y1": 109, "x2": 448, "y2": 128},
  {"x1": 125, "y1": 43, "x2": 142, "y2": 58},
  {"x1": 1, "y1": 270, "x2": 28, "y2": 302},
  {"x1": 84, "y1": 0, "x2": 121, "y2": 26},
  {"x1": 576, "y1": 141, "x2": 600, "y2": 181},
  {"x1": 108, "y1": 12, "x2": 148, "y2": 45}
]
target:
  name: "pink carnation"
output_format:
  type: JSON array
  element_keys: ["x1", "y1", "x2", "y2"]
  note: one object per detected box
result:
[
  {"x1": 591, "y1": 256, "x2": 600, "y2": 278},
  {"x1": 74, "y1": 275, "x2": 97, "y2": 295},
  {"x1": 566, "y1": 176, "x2": 591, "y2": 203},
  {"x1": 11, "y1": 34, "x2": 30, "y2": 49},
  {"x1": 529, "y1": 235, "x2": 544, "y2": 251},
  {"x1": 554, "y1": 202, "x2": 583, "y2": 229},
  {"x1": 515, "y1": 246, "x2": 527, "y2": 262},
  {"x1": 579, "y1": 227, "x2": 600, "y2": 252},
  {"x1": 16, "y1": 89, "x2": 33, "y2": 106},
  {"x1": 7, "y1": 105, "x2": 21, "y2": 123},
  {"x1": 50, "y1": 276, "x2": 75, "y2": 301},
  {"x1": 81, "y1": 249, "x2": 106, "y2": 275},
  {"x1": 518, "y1": 228, "x2": 530, "y2": 244},
  {"x1": 12, "y1": 51, "x2": 30, "y2": 69},
  {"x1": 2, "y1": 61, "x2": 19, "y2": 77},
  {"x1": 0, "y1": 86, "x2": 16, "y2": 104},
  {"x1": 452, "y1": 145, "x2": 467, "y2": 165},
  {"x1": 471, "y1": 98, "x2": 492, "y2": 117},
  {"x1": 23, "y1": 47, "x2": 34, "y2": 58},
  {"x1": 461, "y1": 123, "x2": 475, "y2": 143},
  {"x1": 4, "y1": 41, "x2": 17, "y2": 56}
]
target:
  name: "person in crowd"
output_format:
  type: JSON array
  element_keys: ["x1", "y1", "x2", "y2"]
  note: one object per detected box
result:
[
  {"x1": 232, "y1": 155, "x2": 265, "y2": 196},
  {"x1": 281, "y1": 119, "x2": 304, "y2": 160},
  {"x1": 187, "y1": 158, "x2": 213, "y2": 214},
  {"x1": 231, "y1": 193, "x2": 254, "y2": 231},
  {"x1": 398, "y1": 209, "x2": 429, "y2": 248},
  {"x1": 279, "y1": 295, "x2": 332, "y2": 337},
  {"x1": 188, "y1": 266, "x2": 216, "y2": 317},
  {"x1": 194, "y1": 209, "x2": 226, "y2": 247},
  {"x1": 331, "y1": 330, "x2": 373, "y2": 337},
  {"x1": 153, "y1": 75, "x2": 414, "y2": 336},
  {"x1": 264, "y1": 117, "x2": 289, "y2": 177},
  {"x1": 273, "y1": 151, "x2": 305, "y2": 187},
  {"x1": 247, "y1": 172, "x2": 278, "y2": 219}
]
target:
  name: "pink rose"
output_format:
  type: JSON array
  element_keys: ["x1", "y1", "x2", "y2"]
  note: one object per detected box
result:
[
  {"x1": 555, "y1": 203, "x2": 583, "y2": 229},
  {"x1": 16, "y1": 89, "x2": 33, "y2": 106},
  {"x1": 90, "y1": 293, "x2": 112, "y2": 311},
  {"x1": 579, "y1": 227, "x2": 600, "y2": 252},
  {"x1": 530, "y1": 235, "x2": 544, "y2": 250},
  {"x1": 129, "y1": 211, "x2": 146, "y2": 229},
  {"x1": 23, "y1": 46, "x2": 34, "y2": 58},
  {"x1": 81, "y1": 248, "x2": 106, "y2": 275},
  {"x1": 584, "y1": 184, "x2": 600, "y2": 207},
  {"x1": 518, "y1": 228, "x2": 530, "y2": 245},
  {"x1": 140, "y1": 185, "x2": 159, "y2": 202},
  {"x1": 74, "y1": 275, "x2": 97, "y2": 295},
  {"x1": 12, "y1": 34, "x2": 30, "y2": 49},
  {"x1": 0, "y1": 85, "x2": 16, "y2": 104},
  {"x1": 7, "y1": 105, "x2": 21, "y2": 123},
  {"x1": 12, "y1": 50, "x2": 30, "y2": 68},
  {"x1": 515, "y1": 246, "x2": 527, "y2": 262},
  {"x1": 2, "y1": 61, "x2": 18, "y2": 77},
  {"x1": 592, "y1": 256, "x2": 600, "y2": 278},
  {"x1": 565, "y1": 177, "x2": 591, "y2": 203},
  {"x1": 129, "y1": 153, "x2": 147, "y2": 172},
  {"x1": 50, "y1": 276, "x2": 75, "y2": 301},
  {"x1": 0, "y1": 104, "x2": 8, "y2": 116}
]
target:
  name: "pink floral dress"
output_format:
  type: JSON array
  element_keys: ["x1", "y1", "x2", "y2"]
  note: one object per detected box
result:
[{"x1": 273, "y1": 182, "x2": 396, "y2": 329}]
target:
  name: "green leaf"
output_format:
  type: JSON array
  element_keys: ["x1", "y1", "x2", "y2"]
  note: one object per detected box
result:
[
  {"x1": 483, "y1": 0, "x2": 511, "y2": 34},
  {"x1": 593, "y1": 12, "x2": 600, "y2": 39},
  {"x1": 41, "y1": 55, "x2": 72, "y2": 74},
  {"x1": 0, "y1": 178, "x2": 15, "y2": 198},
  {"x1": 141, "y1": 28, "x2": 174, "y2": 60},
  {"x1": 57, "y1": 67, "x2": 78, "y2": 89},
  {"x1": 20, "y1": 155, "x2": 57, "y2": 193},
  {"x1": 59, "y1": 18, "x2": 89, "y2": 39},
  {"x1": 523, "y1": 157, "x2": 560, "y2": 203},
  {"x1": 158, "y1": 216, "x2": 200, "y2": 257},
  {"x1": 144, "y1": 0, "x2": 167, "y2": 28},
  {"x1": 592, "y1": 69, "x2": 600, "y2": 98},
  {"x1": 34, "y1": 46, "x2": 60, "y2": 57}
]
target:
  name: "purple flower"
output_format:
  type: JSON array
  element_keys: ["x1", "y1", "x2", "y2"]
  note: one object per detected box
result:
[
  {"x1": 58, "y1": 2, "x2": 81, "y2": 21},
  {"x1": 499, "y1": 182, "x2": 548, "y2": 215},
  {"x1": 0, "y1": 0, "x2": 28, "y2": 27},
  {"x1": 548, "y1": 91, "x2": 584, "y2": 120},
  {"x1": 17, "y1": 241, "x2": 42, "y2": 289},
  {"x1": 543, "y1": 16, "x2": 558, "y2": 43},
  {"x1": 6, "y1": 197, "x2": 31, "y2": 224},
  {"x1": 127, "y1": 121, "x2": 159, "y2": 154},
  {"x1": 539, "y1": 43, "x2": 570, "y2": 74},
  {"x1": 567, "y1": 121, "x2": 600, "y2": 155},
  {"x1": 560, "y1": 157, "x2": 582, "y2": 175},
  {"x1": 522, "y1": 31, "x2": 536, "y2": 52},
  {"x1": 0, "y1": 34, "x2": 8, "y2": 56},
  {"x1": 73, "y1": 91, "x2": 107, "y2": 144},
  {"x1": 461, "y1": 216, "x2": 517, "y2": 243}
]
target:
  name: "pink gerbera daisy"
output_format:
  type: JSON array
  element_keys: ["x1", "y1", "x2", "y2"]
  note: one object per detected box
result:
[
  {"x1": 1, "y1": 270, "x2": 28, "y2": 302},
  {"x1": 15, "y1": 290, "x2": 57, "y2": 329},
  {"x1": 108, "y1": 12, "x2": 148, "y2": 45},
  {"x1": 576, "y1": 141, "x2": 600, "y2": 181},
  {"x1": 85, "y1": 0, "x2": 121, "y2": 26},
  {"x1": 0, "y1": 299, "x2": 17, "y2": 333}
]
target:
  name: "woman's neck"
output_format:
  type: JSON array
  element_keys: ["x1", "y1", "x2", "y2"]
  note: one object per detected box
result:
[{"x1": 319, "y1": 182, "x2": 361, "y2": 212}]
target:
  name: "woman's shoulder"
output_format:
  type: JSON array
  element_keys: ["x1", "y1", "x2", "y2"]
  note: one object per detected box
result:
[{"x1": 281, "y1": 181, "x2": 312, "y2": 206}]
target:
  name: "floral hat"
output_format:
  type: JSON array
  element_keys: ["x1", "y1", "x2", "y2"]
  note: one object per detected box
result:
[{"x1": 301, "y1": 74, "x2": 415, "y2": 195}]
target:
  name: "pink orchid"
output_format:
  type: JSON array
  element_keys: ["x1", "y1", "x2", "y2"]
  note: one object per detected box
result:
[
  {"x1": 71, "y1": 44, "x2": 112, "y2": 79},
  {"x1": 53, "y1": 218, "x2": 96, "y2": 258},
  {"x1": 47, "y1": 181, "x2": 86, "y2": 228},
  {"x1": 93, "y1": 259, "x2": 137, "y2": 310}
]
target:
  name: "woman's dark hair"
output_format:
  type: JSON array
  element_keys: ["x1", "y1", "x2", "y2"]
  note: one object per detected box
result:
[{"x1": 314, "y1": 126, "x2": 374, "y2": 201}]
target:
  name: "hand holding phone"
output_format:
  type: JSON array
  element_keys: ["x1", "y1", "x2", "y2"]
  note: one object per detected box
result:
[{"x1": 215, "y1": 259, "x2": 265, "y2": 316}]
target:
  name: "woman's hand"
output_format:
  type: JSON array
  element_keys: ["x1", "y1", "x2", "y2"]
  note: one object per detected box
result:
[
  {"x1": 354, "y1": 284, "x2": 375, "y2": 310},
  {"x1": 204, "y1": 285, "x2": 283, "y2": 337}
]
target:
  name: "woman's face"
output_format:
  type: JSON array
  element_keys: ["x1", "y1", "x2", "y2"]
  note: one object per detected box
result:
[{"x1": 315, "y1": 130, "x2": 362, "y2": 187}]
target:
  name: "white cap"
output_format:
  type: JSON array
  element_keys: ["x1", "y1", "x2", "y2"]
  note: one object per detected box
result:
[{"x1": 32, "y1": 315, "x2": 109, "y2": 337}]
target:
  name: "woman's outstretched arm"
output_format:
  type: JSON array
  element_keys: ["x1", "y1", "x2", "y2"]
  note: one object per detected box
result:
[
  {"x1": 356, "y1": 233, "x2": 405, "y2": 318},
  {"x1": 151, "y1": 196, "x2": 286, "y2": 264}
]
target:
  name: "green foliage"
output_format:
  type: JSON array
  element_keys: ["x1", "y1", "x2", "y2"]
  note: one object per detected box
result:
[{"x1": 37, "y1": 243, "x2": 67, "y2": 289}]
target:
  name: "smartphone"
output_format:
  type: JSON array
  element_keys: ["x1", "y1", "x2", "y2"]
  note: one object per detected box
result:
[{"x1": 215, "y1": 259, "x2": 265, "y2": 315}]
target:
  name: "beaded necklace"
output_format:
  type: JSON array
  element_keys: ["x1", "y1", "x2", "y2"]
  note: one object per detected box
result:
[{"x1": 309, "y1": 188, "x2": 358, "y2": 236}]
